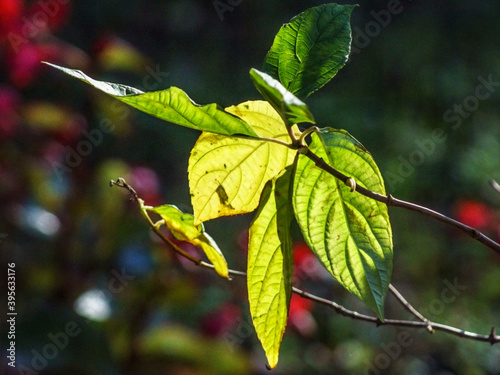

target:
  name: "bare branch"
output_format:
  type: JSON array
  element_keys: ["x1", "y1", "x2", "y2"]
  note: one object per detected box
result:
[
  {"x1": 113, "y1": 178, "x2": 500, "y2": 347},
  {"x1": 301, "y1": 147, "x2": 500, "y2": 254},
  {"x1": 389, "y1": 284, "x2": 433, "y2": 332},
  {"x1": 111, "y1": 178, "x2": 210, "y2": 267},
  {"x1": 110, "y1": 178, "x2": 139, "y2": 201},
  {"x1": 490, "y1": 179, "x2": 500, "y2": 195},
  {"x1": 292, "y1": 286, "x2": 500, "y2": 344}
]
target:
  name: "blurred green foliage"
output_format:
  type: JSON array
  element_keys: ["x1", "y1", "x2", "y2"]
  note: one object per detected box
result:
[{"x1": 1, "y1": 0, "x2": 500, "y2": 374}]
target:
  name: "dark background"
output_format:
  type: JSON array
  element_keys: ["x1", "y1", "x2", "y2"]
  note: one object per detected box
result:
[{"x1": 2, "y1": 0, "x2": 500, "y2": 374}]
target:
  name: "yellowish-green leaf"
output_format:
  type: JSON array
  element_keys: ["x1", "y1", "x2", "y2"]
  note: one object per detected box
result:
[
  {"x1": 293, "y1": 128, "x2": 392, "y2": 319},
  {"x1": 44, "y1": 62, "x2": 259, "y2": 138},
  {"x1": 151, "y1": 205, "x2": 228, "y2": 278},
  {"x1": 248, "y1": 166, "x2": 294, "y2": 369},
  {"x1": 249, "y1": 68, "x2": 315, "y2": 126},
  {"x1": 188, "y1": 101, "x2": 296, "y2": 224}
]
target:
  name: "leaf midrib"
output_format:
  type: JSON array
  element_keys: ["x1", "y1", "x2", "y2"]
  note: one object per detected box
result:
[
  {"x1": 192, "y1": 130, "x2": 290, "y2": 219},
  {"x1": 287, "y1": 9, "x2": 346, "y2": 94},
  {"x1": 128, "y1": 92, "x2": 239, "y2": 135},
  {"x1": 318, "y1": 136, "x2": 386, "y2": 310}
]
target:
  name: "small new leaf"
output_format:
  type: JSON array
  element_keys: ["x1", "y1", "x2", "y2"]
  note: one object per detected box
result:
[
  {"x1": 293, "y1": 128, "x2": 392, "y2": 319},
  {"x1": 248, "y1": 166, "x2": 294, "y2": 369},
  {"x1": 44, "y1": 62, "x2": 259, "y2": 138},
  {"x1": 263, "y1": 3, "x2": 355, "y2": 99},
  {"x1": 151, "y1": 205, "x2": 229, "y2": 278},
  {"x1": 250, "y1": 68, "x2": 315, "y2": 127},
  {"x1": 188, "y1": 101, "x2": 296, "y2": 224}
]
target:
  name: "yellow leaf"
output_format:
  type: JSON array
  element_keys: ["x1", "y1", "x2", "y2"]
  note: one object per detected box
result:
[
  {"x1": 152, "y1": 205, "x2": 229, "y2": 278},
  {"x1": 248, "y1": 167, "x2": 294, "y2": 369},
  {"x1": 188, "y1": 101, "x2": 295, "y2": 224}
]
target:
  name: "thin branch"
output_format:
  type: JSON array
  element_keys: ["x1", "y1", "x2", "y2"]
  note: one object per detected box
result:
[
  {"x1": 285, "y1": 119, "x2": 300, "y2": 144},
  {"x1": 298, "y1": 126, "x2": 319, "y2": 147},
  {"x1": 490, "y1": 179, "x2": 500, "y2": 195},
  {"x1": 389, "y1": 284, "x2": 433, "y2": 332},
  {"x1": 110, "y1": 177, "x2": 139, "y2": 201},
  {"x1": 110, "y1": 178, "x2": 211, "y2": 268},
  {"x1": 300, "y1": 147, "x2": 500, "y2": 254},
  {"x1": 292, "y1": 286, "x2": 500, "y2": 344},
  {"x1": 111, "y1": 178, "x2": 500, "y2": 346}
]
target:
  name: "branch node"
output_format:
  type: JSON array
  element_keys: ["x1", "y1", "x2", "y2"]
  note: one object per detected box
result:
[
  {"x1": 345, "y1": 177, "x2": 356, "y2": 192},
  {"x1": 303, "y1": 148, "x2": 500, "y2": 253},
  {"x1": 297, "y1": 146, "x2": 309, "y2": 155},
  {"x1": 387, "y1": 194, "x2": 395, "y2": 206},
  {"x1": 489, "y1": 326, "x2": 497, "y2": 345},
  {"x1": 375, "y1": 318, "x2": 383, "y2": 327},
  {"x1": 110, "y1": 177, "x2": 139, "y2": 202},
  {"x1": 471, "y1": 229, "x2": 481, "y2": 239},
  {"x1": 313, "y1": 156, "x2": 326, "y2": 168}
]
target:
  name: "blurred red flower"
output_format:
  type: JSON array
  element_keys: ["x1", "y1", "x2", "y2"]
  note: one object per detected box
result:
[
  {"x1": 288, "y1": 293, "x2": 316, "y2": 336},
  {"x1": 0, "y1": 0, "x2": 77, "y2": 88},
  {"x1": 0, "y1": 0, "x2": 23, "y2": 35},
  {"x1": 454, "y1": 199, "x2": 493, "y2": 230}
]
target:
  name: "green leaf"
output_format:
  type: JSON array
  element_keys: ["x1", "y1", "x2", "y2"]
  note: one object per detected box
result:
[
  {"x1": 250, "y1": 68, "x2": 315, "y2": 126},
  {"x1": 188, "y1": 101, "x2": 296, "y2": 224},
  {"x1": 292, "y1": 128, "x2": 392, "y2": 319},
  {"x1": 263, "y1": 3, "x2": 355, "y2": 99},
  {"x1": 44, "y1": 62, "x2": 259, "y2": 138},
  {"x1": 151, "y1": 204, "x2": 229, "y2": 278},
  {"x1": 248, "y1": 166, "x2": 294, "y2": 369}
]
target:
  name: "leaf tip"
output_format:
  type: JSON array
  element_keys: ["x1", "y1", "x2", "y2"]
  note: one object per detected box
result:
[
  {"x1": 265, "y1": 355, "x2": 279, "y2": 370},
  {"x1": 192, "y1": 213, "x2": 203, "y2": 227},
  {"x1": 374, "y1": 301, "x2": 386, "y2": 323},
  {"x1": 216, "y1": 268, "x2": 230, "y2": 279},
  {"x1": 41, "y1": 61, "x2": 58, "y2": 69},
  {"x1": 376, "y1": 311, "x2": 385, "y2": 324}
]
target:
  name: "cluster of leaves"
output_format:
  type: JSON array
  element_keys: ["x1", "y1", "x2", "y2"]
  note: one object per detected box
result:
[{"x1": 47, "y1": 3, "x2": 393, "y2": 368}]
